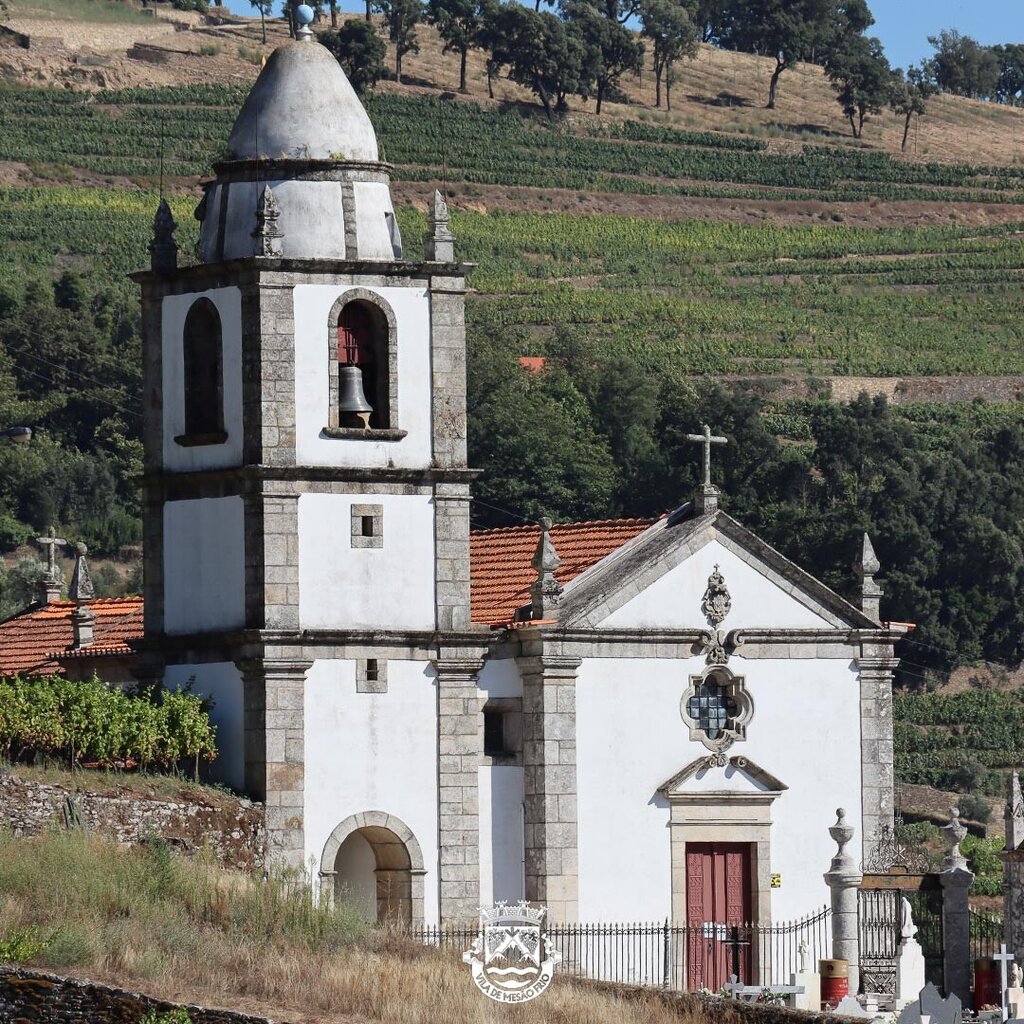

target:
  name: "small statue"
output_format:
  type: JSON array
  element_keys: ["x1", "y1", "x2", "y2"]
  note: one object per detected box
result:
[
  {"x1": 1011, "y1": 962, "x2": 1023, "y2": 989},
  {"x1": 798, "y1": 940, "x2": 810, "y2": 974},
  {"x1": 900, "y1": 896, "x2": 917, "y2": 941}
]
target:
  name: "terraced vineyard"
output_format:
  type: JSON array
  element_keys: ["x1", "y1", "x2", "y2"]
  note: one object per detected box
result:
[
  {"x1": 3, "y1": 184, "x2": 1024, "y2": 378},
  {"x1": 3, "y1": 84, "x2": 1024, "y2": 205}
]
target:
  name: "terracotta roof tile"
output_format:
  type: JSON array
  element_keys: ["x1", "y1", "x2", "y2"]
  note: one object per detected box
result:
[
  {"x1": 470, "y1": 518, "x2": 654, "y2": 626},
  {"x1": 0, "y1": 598, "x2": 143, "y2": 677},
  {"x1": 0, "y1": 519, "x2": 656, "y2": 665}
]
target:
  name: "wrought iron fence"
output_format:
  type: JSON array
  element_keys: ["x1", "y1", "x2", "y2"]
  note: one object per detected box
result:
[
  {"x1": 410, "y1": 908, "x2": 831, "y2": 992},
  {"x1": 907, "y1": 889, "x2": 944, "y2": 987},
  {"x1": 970, "y1": 908, "x2": 1004, "y2": 960}
]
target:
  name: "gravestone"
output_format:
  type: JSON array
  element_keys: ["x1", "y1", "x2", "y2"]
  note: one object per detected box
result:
[
  {"x1": 895, "y1": 982, "x2": 963, "y2": 1024},
  {"x1": 896, "y1": 897, "x2": 927, "y2": 1010},
  {"x1": 791, "y1": 940, "x2": 821, "y2": 1012}
]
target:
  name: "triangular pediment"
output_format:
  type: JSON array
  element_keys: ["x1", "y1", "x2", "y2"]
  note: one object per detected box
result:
[
  {"x1": 658, "y1": 754, "x2": 788, "y2": 798},
  {"x1": 558, "y1": 507, "x2": 876, "y2": 631}
]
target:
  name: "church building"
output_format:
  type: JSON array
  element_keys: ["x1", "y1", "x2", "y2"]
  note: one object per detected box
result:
[{"x1": 122, "y1": 30, "x2": 906, "y2": 943}]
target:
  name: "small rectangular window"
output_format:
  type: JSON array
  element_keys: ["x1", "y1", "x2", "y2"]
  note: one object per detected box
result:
[
  {"x1": 484, "y1": 709, "x2": 505, "y2": 757},
  {"x1": 362, "y1": 515, "x2": 375, "y2": 537},
  {"x1": 366, "y1": 658, "x2": 379, "y2": 682},
  {"x1": 351, "y1": 504, "x2": 383, "y2": 549}
]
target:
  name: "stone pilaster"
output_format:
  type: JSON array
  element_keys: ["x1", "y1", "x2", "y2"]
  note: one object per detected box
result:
[
  {"x1": 237, "y1": 658, "x2": 312, "y2": 874},
  {"x1": 857, "y1": 643, "x2": 898, "y2": 862},
  {"x1": 518, "y1": 652, "x2": 581, "y2": 923},
  {"x1": 429, "y1": 273, "x2": 468, "y2": 470},
  {"x1": 244, "y1": 491, "x2": 300, "y2": 631},
  {"x1": 823, "y1": 808, "x2": 863, "y2": 994},
  {"x1": 434, "y1": 482, "x2": 472, "y2": 632},
  {"x1": 435, "y1": 650, "x2": 486, "y2": 923}
]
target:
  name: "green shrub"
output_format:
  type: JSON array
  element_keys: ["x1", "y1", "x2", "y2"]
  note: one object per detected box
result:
[
  {"x1": 36, "y1": 926, "x2": 95, "y2": 968},
  {"x1": 0, "y1": 926, "x2": 49, "y2": 963},
  {"x1": 958, "y1": 793, "x2": 992, "y2": 823},
  {"x1": 140, "y1": 1009, "x2": 193, "y2": 1024}
]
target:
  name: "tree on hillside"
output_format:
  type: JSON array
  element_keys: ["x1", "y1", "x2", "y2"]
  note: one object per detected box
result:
[
  {"x1": 565, "y1": 1, "x2": 644, "y2": 113},
  {"x1": 717, "y1": 0, "x2": 838, "y2": 109},
  {"x1": 486, "y1": 5, "x2": 584, "y2": 117},
  {"x1": 320, "y1": 21, "x2": 387, "y2": 93},
  {"x1": 694, "y1": 0, "x2": 725, "y2": 42},
  {"x1": 992, "y1": 43, "x2": 1024, "y2": 106},
  {"x1": 327, "y1": 0, "x2": 340, "y2": 26},
  {"x1": 375, "y1": 0, "x2": 422, "y2": 83},
  {"x1": 640, "y1": 0, "x2": 698, "y2": 109},
  {"x1": 248, "y1": 0, "x2": 272, "y2": 43},
  {"x1": 426, "y1": 0, "x2": 484, "y2": 92},
  {"x1": 825, "y1": 34, "x2": 890, "y2": 137},
  {"x1": 888, "y1": 64, "x2": 937, "y2": 151},
  {"x1": 928, "y1": 29, "x2": 999, "y2": 99}
]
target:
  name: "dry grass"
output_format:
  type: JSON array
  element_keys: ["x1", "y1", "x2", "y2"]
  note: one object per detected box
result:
[{"x1": 0, "y1": 830, "x2": 791, "y2": 1024}]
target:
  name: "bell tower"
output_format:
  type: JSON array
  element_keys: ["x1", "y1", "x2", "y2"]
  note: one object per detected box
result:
[{"x1": 135, "y1": 35, "x2": 478, "y2": 883}]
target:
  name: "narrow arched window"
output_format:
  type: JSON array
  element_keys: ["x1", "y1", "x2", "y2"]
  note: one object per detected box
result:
[
  {"x1": 336, "y1": 300, "x2": 389, "y2": 429},
  {"x1": 182, "y1": 297, "x2": 224, "y2": 439}
]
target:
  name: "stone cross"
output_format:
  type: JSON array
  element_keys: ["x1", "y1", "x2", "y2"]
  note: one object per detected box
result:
[
  {"x1": 994, "y1": 944, "x2": 1016, "y2": 1021},
  {"x1": 35, "y1": 526, "x2": 66, "y2": 578},
  {"x1": 686, "y1": 424, "x2": 728, "y2": 488}
]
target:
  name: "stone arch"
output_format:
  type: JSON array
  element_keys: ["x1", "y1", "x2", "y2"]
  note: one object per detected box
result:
[
  {"x1": 319, "y1": 811, "x2": 425, "y2": 925},
  {"x1": 326, "y1": 288, "x2": 399, "y2": 432}
]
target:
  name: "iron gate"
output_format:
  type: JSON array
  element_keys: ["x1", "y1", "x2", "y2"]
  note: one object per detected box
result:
[
  {"x1": 859, "y1": 888, "x2": 900, "y2": 995},
  {"x1": 908, "y1": 888, "x2": 944, "y2": 987}
]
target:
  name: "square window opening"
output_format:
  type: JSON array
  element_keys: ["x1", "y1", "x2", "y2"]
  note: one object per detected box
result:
[{"x1": 362, "y1": 515, "x2": 375, "y2": 538}]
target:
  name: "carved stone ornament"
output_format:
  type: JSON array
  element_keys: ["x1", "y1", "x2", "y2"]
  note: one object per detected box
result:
[
  {"x1": 943, "y1": 806, "x2": 969, "y2": 871},
  {"x1": 252, "y1": 184, "x2": 284, "y2": 257},
  {"x1": 701, "y1": 564, "x2": 732, "y2": 626},
  {"x1": 700, "y1": 628, "x2": 729, "y2": 665},
  {"x1": 680, "y1": 666, "x2": 754, "y2": 753}
]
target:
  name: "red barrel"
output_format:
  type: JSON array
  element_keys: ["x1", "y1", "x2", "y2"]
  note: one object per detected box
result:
[
  {"x1": 820, "y1": 959, "x2": 849, "y2": 1009},
  {"x1": 975, "y1": 958, "x2": 1000, "y2": 1011}
]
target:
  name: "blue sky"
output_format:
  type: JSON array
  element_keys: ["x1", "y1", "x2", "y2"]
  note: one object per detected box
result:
[{"x1": 220, "y1": 0, "x2": 1024, "y2": 70}]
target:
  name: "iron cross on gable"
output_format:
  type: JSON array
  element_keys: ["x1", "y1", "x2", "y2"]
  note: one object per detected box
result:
[{"x1": 686, "y1": 424, "x2": 728, "y2": 487}]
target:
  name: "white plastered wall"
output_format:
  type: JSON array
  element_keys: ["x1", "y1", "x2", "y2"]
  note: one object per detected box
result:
[
  {"x1": 575, "y1": 654, "x2": 862, "y2": 922},
  {"x1": 297, "y1": 492, "x2": 435, "y2": 630},
  {"x1": 597, "y1": 539, "x2": 836, "y2": 630},
  {"x1": 161, "y1": 287, "x2": 243, "y2": 471},
  {"x1": 293, "y1": 284, "x2": 432, "y2": 469},
  {"x1": 164, "y1": 661, "x2": 244, "y2": 793},
  {"x1": 303, "y1": 658, "x2": 440, "y2": 925},
  {"x1": 478, "y1": 657, "x2": 525, "y2": 907},
  {"x1": 163, "y1": 497, "x2": 246, "y2": 635}
]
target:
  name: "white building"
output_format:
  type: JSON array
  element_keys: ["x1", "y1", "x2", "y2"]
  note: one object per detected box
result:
[{"x1": 134, "y1": 33, "x2": 901, "y2": 963}]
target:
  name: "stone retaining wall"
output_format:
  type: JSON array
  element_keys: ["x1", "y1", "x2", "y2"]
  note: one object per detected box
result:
[
  {"x1": 0, "y1": 966, "x2": 285, "y2": 1024},
  {"x1": 0, "y1": 770, "x2": 264, "y2": 870}
]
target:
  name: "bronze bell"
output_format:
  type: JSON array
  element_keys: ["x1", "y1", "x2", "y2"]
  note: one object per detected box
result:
[{"x1": 338, "y1": 364, "x2": 373, "y2": 429}]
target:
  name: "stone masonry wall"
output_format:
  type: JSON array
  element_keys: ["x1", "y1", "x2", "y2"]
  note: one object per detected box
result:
[
  {"x1": 0, "y1": 770, "x2": 264, "y2": 871},
  {"x1": 0, "y1": 966, "x2": 285, "y2": 1024}
]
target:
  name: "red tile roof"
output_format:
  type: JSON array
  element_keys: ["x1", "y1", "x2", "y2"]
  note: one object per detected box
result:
[
  {"x1": 470, "y1": 518, "x2": 654, "y2": 626},
  {"x1": 0, "y1": 519, "x2": 656, "y2": 670},
  {"x1": 0, "y1": 597, "x2": 143, "y2": 678}
]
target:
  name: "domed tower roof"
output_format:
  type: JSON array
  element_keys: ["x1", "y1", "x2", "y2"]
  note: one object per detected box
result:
[
  {"x1": 227, "y1": 41, "x2": 379, "y2": 163},
  {"x1": 197, "y1": 38, "x2": 400, "y2": 264}
]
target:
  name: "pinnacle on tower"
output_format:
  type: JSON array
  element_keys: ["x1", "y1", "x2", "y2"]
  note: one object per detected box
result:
[
  {"x1": 530, "y1": 517, "x2": 563, "y2": 620},
  {"x1": 1007, "y1": 771, "x2": 1024, "y2": 851},
  {"x1": 150, "y1": 198, "x2": 178, "y2": 274},
  {"x1": 425, "y1": 189, "x2": 455, "y2": 262},
  {"x1": 854, "y1": 532, "x2": 883, "y2": 621},
  {"x1": 69, "y1": 543, "x2": 96, "y2": 650},
  {"x1": 252, "y1": 185, "x2": 284, "y2": 257}
]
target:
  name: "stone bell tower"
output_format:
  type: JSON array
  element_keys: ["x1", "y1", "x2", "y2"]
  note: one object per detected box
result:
[{"x1": 134, "y1": 35, "x2": 479, "y2": 880}]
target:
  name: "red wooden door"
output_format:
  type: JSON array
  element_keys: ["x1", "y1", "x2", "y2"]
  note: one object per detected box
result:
[{"x1": 685, "y1": 843, "x2": 753, "y2": 990}]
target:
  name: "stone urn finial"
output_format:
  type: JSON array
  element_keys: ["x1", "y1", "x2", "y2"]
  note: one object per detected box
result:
[{"x1": 830, "y1": 808, "x2": 854, "y2": 859}]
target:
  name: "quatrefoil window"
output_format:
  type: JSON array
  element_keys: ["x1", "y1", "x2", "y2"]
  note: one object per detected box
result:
[{"x1": 680, "y1": 667, "x2": 753, "y2": 753}]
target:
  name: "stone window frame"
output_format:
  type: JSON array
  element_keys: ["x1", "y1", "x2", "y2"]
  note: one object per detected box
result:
[
  {"x1": 680, "y1": 666, "x2": 753, "y2": 753},
  {"x1": 175, "y1": 296, "x2": 228, "y2": 447},
  {"x1": 323, "y1": 288, "x2": 405, "y2": 441},
  {"x1": 351, "y1": 503, "x2": 383, "y2": 549},
  {"x1": 482, "y1": 697, "x2": 522, "y2": 766},
  {"x1": 356, "y1": 656, "x2": 388, "y2": 693}
]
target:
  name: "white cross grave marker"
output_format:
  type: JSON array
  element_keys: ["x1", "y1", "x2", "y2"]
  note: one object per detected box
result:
[{"x1": 994, "y1": 943, "x2": 1015, "y2": 1022}]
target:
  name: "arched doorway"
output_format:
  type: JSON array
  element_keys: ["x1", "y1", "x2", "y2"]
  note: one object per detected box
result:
[{"x1": 320, "y1": 811, "x2": 425, "y2": 925}]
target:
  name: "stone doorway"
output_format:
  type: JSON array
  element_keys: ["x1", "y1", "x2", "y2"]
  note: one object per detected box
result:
[{"x1": 320, "y1": 811, "x2": 425, "y2": 925}]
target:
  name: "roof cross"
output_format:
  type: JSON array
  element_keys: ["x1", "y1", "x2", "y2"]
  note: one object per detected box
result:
[
  {"x1": 686, "y1": 424, "x2": 728, "y2": 488},
  {"x1": 35, "y1": 526, "x2": 66, "y2": 577}
]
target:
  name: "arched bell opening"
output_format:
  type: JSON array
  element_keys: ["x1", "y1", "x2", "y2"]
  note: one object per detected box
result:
[{"x1": 331, "y1": 298, "x2": 392, "y2": 430}]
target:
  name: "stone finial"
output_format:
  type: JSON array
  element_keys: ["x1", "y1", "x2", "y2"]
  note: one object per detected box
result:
[
  {"x1": 823, "y1": 807, "x2": 863, "y2": 993},
  {"x1": 69, "y1": 542, "x2": 95, "y2": 604},
  {"x1": 854, "y1": 532, "x2": 884, "y2": 621},
  {"x1": 943, "y1": 806, "x2": 969, "y2": 871},
  {"x1": 1008, "y1": 772, "x2": 1024, "y2": 852},
  {"x1": 530, "y1": 517, "x2": 563, "y2": 620},
  {"x1": 424, "y1": 189, "x2": 455, "y2": 262},
  {"x1": 252, "y1": 185, "x2": 284, "y2": 257},
  {"x1": 829, "y1": 807, "x2": 855, "y2": 862},
  {"x1": 34, "y1": 525, "x2": 67, "y2": 605},
  {"x1": 150, "y1": 198, "x2": 178, "y2": 273}
]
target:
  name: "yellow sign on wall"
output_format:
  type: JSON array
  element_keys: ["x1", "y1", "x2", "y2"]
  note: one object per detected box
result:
[{"x1": 770, "y1": 873, "x2": 782, "y2": 889}]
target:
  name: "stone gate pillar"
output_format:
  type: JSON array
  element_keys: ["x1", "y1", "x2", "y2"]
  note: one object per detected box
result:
[
  {"x1": 941, "y1": 806, "x2": 975, "y2": 1004},
  {"x1": 1002, "y1": 772, "x2": 1024, "y2": 962},
  {"x1": 824, "y1": 808, "x2": 863, "y2": 993}
]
